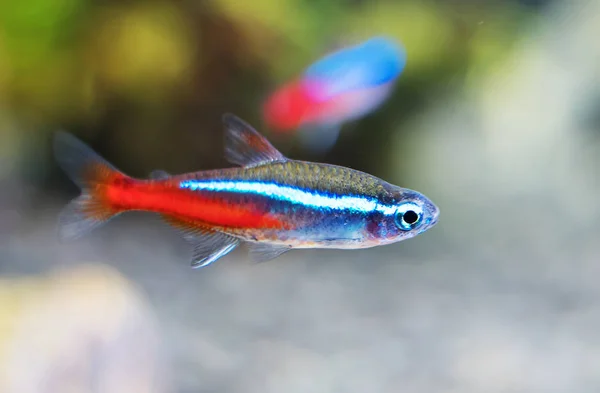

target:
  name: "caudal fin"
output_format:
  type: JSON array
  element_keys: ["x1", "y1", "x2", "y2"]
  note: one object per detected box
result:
[{"x1": 54, "y1": 132, "x2": 127, "y2": 242}]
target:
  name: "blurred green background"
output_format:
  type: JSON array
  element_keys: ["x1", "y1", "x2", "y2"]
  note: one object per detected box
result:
[
  {"x1": 0, "y1": 0, "x2": 544, "y2": 191},
  {"x1": 3, "y1": 0, "x2": 600, "y2": 392}
]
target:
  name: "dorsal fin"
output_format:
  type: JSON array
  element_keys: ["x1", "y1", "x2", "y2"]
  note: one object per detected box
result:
[{"x1": 222, "y1": 113, "x2": 287, "y2": 168}]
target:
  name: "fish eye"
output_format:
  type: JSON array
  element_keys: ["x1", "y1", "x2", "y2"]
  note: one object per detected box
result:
[
  {"x1": 395, "y1": 203, "x2": 423, "y2": 231},
  {"x1": 403, "y1": 210, "x2": 419, "y2": 224}
]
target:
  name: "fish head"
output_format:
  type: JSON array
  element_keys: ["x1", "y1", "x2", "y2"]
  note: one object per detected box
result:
[{"x1": 368, "y1": 187, "x2": 439, "y2": 245}]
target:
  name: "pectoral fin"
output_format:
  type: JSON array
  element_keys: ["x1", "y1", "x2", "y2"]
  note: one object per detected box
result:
[{"x1": 247, "y1": 242, "x2": 291, "y2": 263}]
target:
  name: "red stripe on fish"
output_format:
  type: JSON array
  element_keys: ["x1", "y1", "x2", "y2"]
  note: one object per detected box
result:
[{"x1": 105, "y1": 180, "x2": 289, "y2": 230}]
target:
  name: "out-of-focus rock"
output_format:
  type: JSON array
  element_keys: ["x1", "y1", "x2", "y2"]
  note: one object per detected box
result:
[{"x1": 0, "y1": 263, "x2": 170, "y2": 393}]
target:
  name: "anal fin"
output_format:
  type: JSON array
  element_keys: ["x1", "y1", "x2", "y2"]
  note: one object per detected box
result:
[
  {"x1": 161, "y1": 215, "x2": 240, "y2": 268},
  {"x1": 247, "y1": 242, "x2": 291, "y2": 263},
  {"x1": 190, "y1": 233, "x2": 239, "y2": 268}
]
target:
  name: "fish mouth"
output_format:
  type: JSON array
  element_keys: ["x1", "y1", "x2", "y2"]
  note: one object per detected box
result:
[
  {"x1": 419, "y1": 204, "x2": 439, "y2": 233},
  {"x1": 430, "y1": 206, "x2": 440, "y2": 226}
]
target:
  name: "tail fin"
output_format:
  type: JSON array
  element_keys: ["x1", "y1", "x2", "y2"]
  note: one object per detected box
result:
[{"x1": 54, "y1": 132, "x2": 127, "y2": 242}]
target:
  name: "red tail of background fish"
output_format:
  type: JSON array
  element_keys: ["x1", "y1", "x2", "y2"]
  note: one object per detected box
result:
[
  {"x1": 53, "y1": 132, "x2": 130, "y2": 241},
  {"x1": 263, "y1": 80, "x2": 315, "y2": 131}
]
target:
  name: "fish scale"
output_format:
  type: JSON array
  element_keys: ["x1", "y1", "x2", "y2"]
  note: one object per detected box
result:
[{"x1": 175, "y1": 160, "x2": 388, "y2": 201}]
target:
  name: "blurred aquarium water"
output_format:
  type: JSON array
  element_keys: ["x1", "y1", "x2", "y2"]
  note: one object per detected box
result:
[{"x1": 2, "y1": 0, "x2": 600, "y2": 392}]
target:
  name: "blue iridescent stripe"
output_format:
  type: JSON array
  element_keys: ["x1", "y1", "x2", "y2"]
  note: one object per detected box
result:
[{"x1": 179, "y1": 180, "x2": 396, "y2": 215}]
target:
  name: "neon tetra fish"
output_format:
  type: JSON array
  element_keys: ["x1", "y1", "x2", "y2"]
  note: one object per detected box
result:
[
  {"x1": 264, "y1": 37, "x2": 406, "y2": 131},
  {"x1": 54, "y1": 114, "x2": 439, "y2": 268}
]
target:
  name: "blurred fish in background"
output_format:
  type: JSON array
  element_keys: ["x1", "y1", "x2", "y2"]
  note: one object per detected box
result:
[{"x1": 263, "y1": 37, "x2": 406, "y2": 153}]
